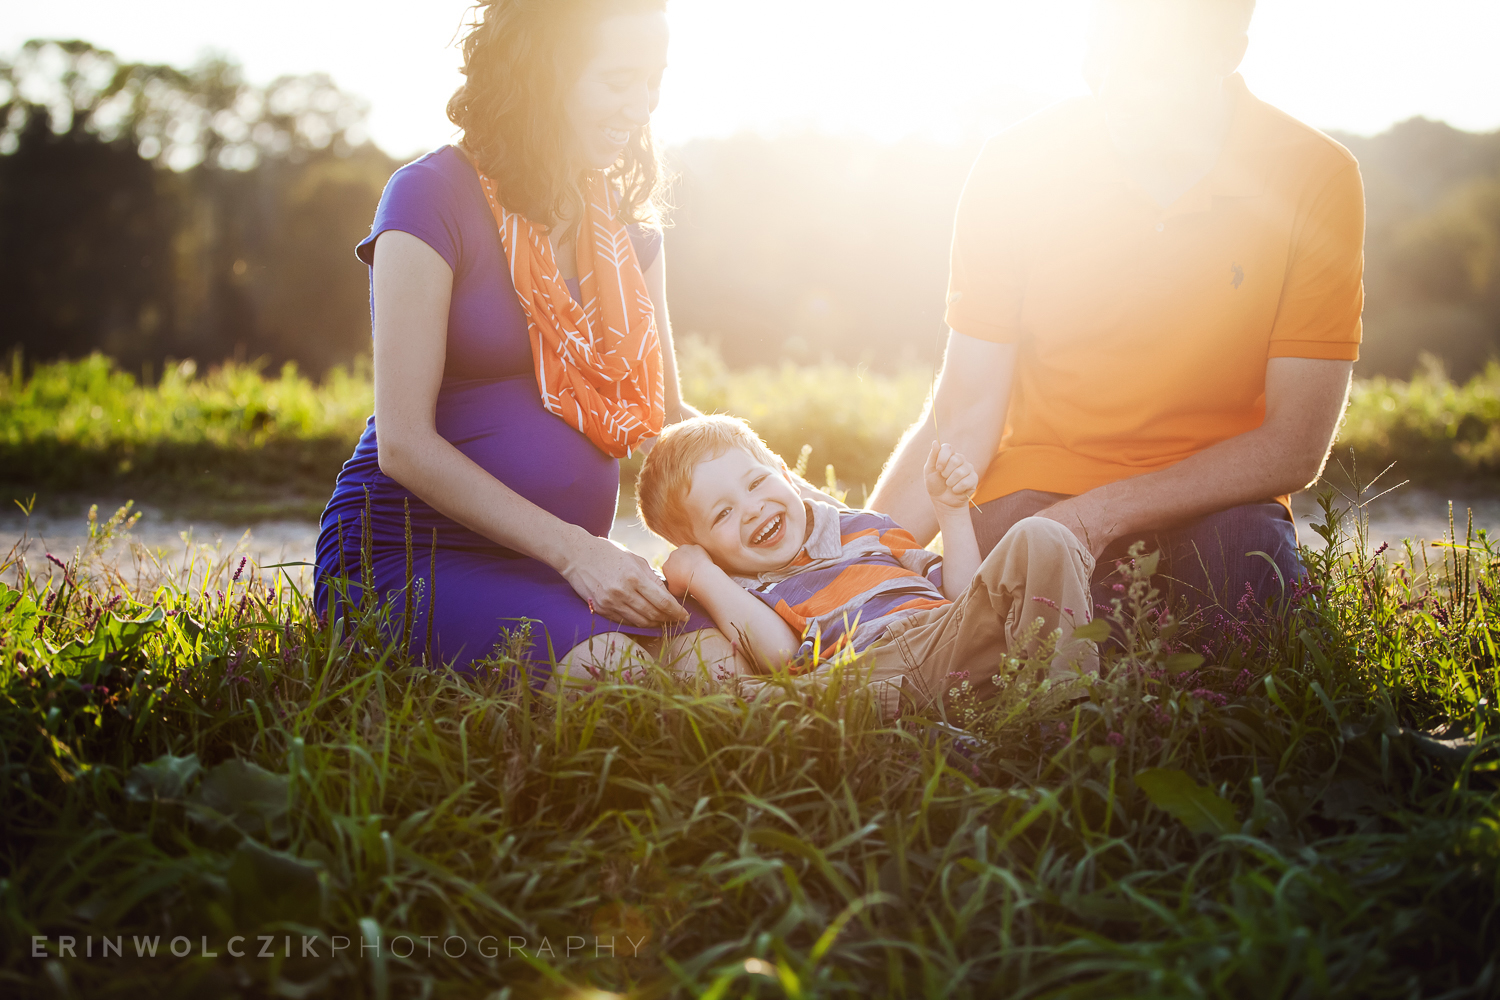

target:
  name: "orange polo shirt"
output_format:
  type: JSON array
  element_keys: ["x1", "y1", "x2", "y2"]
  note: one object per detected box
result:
[{"x1": 945, "y1": 75, "x2": 1365, "y2": 509}]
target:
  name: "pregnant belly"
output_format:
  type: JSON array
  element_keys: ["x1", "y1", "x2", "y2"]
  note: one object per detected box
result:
[{"x1": 435, "y1": 377, "x2": 621, "y2": 537}]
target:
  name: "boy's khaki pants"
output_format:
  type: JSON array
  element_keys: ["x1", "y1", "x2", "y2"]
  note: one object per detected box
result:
[{"x1": 743, "y1": 516, "x2": 1099, "y2": 722}]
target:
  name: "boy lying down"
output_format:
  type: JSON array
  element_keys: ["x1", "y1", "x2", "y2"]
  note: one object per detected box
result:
[{"x1": 635, "y1": 416, "x2": 1100, "y2": 720}]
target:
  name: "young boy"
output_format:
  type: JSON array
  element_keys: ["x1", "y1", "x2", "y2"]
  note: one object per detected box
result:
[{"x1": 636, "y1": 415, "x2": 1099, "y2": 719}]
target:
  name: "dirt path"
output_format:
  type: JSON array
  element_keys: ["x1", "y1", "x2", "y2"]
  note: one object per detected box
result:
[{"x1": 3, "y1": 488, "x2": 1495, "y2": 591}]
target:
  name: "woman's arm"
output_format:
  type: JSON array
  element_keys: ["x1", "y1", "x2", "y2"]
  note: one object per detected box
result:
[
  {"x1": 372, "y1": 230, "x2": 688, "y2": 627},
  {"x1": 661, "y1": 546, "x2": 801, "y2": 668},
  {"x1": 641, "y1": 242, "x2": 700, "y2": 423}
]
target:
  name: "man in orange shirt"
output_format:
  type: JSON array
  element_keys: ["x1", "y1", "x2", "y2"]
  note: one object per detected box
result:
[{"x1": 871, "y1": 0, "x2": 1362, "y2": 615}]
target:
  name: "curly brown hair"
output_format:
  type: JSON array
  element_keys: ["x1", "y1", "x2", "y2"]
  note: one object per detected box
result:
[{"x1": 447, "y1": 0, "x2": 667, "y2": 229}]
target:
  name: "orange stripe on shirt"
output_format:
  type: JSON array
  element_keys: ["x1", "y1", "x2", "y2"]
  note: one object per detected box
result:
[
  {"x1": 886, "y1": 596, "x2": 949, "y2": 615},
  {"x1": 788, "y1": 563, "x2": 915, "y2": 617},
  {"x1": 878, "y1": 527, "x2": 923, "y2": 557}
]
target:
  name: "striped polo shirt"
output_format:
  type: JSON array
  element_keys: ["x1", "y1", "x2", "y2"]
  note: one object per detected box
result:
[{"x1": 731, "y1": 500, "x2": 950, "y2": 659}]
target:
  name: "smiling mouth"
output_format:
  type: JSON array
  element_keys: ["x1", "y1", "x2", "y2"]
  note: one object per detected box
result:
[
  {"x1": 750, "y1": 513, "x2": 784, "y2": 546},
  {"x1": 603, "y1": 127, "x2": 631, "y2": 145}
]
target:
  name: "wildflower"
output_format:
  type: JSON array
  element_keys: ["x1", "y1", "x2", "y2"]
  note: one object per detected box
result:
[
  {"x1": 1113, "y1": 583, "x2": 1126, "y2": 592},
  {"x1": 232, "y1": 556, "x2": 247, "y2": 583},
  {"x1": 1373, "y1": 542, "x2": 1389, "y2": 558},
  {"x1": 1032, "y1": 596, "x2": 1058, "y2": 609},
  {"x1": 46, "y1": 553, "x2": 68, "y2": 572},
  {"x1": 1189, "y1": 688, "x2": 1228, "y2": 708},
  {"x1": 1107, "y1": 732, "x2": 1124, "y2": 747}
]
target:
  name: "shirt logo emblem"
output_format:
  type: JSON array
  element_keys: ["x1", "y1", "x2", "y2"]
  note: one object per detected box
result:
[{"x1": 1231, "y1": 263, "x2": 1245, "y2": 289}]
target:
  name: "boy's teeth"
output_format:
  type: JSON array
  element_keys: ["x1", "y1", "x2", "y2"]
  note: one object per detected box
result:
[{"x1": 752, "y1": 515, "x2": 781, "y2": 544}]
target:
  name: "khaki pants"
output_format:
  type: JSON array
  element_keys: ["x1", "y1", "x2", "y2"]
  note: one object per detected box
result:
[{"x1": 740, "y1": 516, "x2": 1098, "y2": 722}]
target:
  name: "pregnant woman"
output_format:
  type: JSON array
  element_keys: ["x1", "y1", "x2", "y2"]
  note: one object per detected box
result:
[{"x1": 314, "y1": 0, "x2": 733, "y2": 681}]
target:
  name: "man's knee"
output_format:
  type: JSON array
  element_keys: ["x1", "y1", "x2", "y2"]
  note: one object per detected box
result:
[{"x1": 1166, "y1": 503, "x2": 1303, "y2": 608}]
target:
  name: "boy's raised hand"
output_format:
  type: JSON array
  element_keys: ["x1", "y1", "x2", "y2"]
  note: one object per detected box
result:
[{"x1": 925, "y1": 441, "x2": 978, "y2": 513}]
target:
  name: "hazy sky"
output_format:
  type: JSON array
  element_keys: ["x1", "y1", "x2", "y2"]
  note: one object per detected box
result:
[{"x1": 5, "y1": 0, "x2": 1498, "y2": 158}]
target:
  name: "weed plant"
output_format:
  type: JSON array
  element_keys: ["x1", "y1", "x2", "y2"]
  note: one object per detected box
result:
[{"x1": 0, "y1": 483, "x2": 1496, "y2": 999}]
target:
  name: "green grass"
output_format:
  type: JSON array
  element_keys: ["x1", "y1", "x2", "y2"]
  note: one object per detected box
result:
[
  {"x1": 0, "y1": 353, "x2": 372, "y2": 521},
  {"x1": 1339, "y1": 357, "x2": 1500, "y2": 485},
  {"x1": 4, "y1": 349, "x2": 1498, "y2": 525},
  {"x1": 0, "y1": 489, "x2": 1496, "y2": 998}
]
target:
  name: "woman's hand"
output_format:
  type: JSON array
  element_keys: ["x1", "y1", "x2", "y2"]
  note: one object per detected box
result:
[
  {"x1": 925, "y1": 442, "x2": 978, "y2": 514},
  {"x1": 561, "y1": 533, "x2": 690, "y2": 627}
]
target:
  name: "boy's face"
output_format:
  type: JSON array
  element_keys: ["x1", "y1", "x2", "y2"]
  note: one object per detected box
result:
[{"x1": 681, "y1": 447, "x2": 809, "y2": 577}]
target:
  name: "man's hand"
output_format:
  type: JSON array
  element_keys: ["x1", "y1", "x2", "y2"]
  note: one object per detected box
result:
[
  {"x1": 924, "y1": 442, "x2": 979, "y2": 514},
  {"x1": 662, "y1": 544, "x2": 718, "y2": 601},
  {"x1": 1036, "y1": 493, "x2": 1116, "y2": 561}
]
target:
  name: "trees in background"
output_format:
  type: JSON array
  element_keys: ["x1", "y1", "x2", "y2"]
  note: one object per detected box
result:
[
  {"x1": 0, "y1": 40, "x2": 394, "y2": 375},
  {"x1": 1340, "y1": 119, "x2": 1500, "y2": 379},
  {"x1": 1, "y1": 39, "x2": 1497, "y2": 381}
]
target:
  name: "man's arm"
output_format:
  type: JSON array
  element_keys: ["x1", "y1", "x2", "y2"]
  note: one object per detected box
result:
[
  {"x1": 1037, "y1": 357, "x2": 1353, "y2": 557},
  {"x1": 869, "y1": 332, "x2": 1017, "y2": 544}
]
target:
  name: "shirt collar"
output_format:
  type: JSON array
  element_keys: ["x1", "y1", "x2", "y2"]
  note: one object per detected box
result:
[
  {"x1": 1206, "y1": 74, "x2": 1271, "y2": 200},
  {"x1": 1091, "y1": 72, "x2": 1269, "y2": 216},
  {"x1": 802, "y1": 500, "x2": 845, "y2": 561}
]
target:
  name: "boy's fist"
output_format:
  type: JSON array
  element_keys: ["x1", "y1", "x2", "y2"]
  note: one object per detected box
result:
[
  {"x1": 924, "y1": 441, "x2": 978, "y2": 512},
  {"x1": 662, "y1": 543, "x2": 714, "y2": 600}
]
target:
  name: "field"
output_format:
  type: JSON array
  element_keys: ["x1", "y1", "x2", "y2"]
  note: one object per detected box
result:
[
  {"x1": 1, "y1": 484, "x2": 1497, "y2": 998},
  {"x1": 3, "y1": 348, "x2": 1500, "y2": 522},
  {"x1": 1, "y1": 352, "x2": 1499, "y2": 997}
]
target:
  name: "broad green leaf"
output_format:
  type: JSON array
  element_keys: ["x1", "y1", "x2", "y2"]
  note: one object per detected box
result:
[
  {"x1": 1135, "y1": 768, "x2": 1238, "y2": 835},
  {"x1": 1165, "y1": 653, "x2": 1205, "y2": 676},
  {"x1": 1071, "y1": 619, "x2": 1113, "y2": 643},
  {"x1": 51, "y1": 608, "x2": 167, "y2": 678},
  {"x1": 190, "y1": 759, "x2": 291, "y2": 839},
  {"x1": 124, "y1": 753, "x2": 202, "y2": 802},
  {"x1": 228, "y1": 838, "x2": 326, "y2": 926}
]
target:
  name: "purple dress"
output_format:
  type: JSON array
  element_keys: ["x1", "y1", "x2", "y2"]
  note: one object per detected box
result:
[{"x1": 314, "y1": 145, "x2": 709, "y2": 676}]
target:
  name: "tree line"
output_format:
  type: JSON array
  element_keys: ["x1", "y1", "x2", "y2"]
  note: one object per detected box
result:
[{"x1": 3, "y1": 39, "x2": 1497, "y2": 380}]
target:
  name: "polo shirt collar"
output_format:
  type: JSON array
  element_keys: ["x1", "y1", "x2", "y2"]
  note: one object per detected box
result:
[
  {"x1": 1092, "y1": 72, "x2": 1270, "y2": 217},
  {"x1": 802, "y1": 500, "x2": 845, "y2": 561}
]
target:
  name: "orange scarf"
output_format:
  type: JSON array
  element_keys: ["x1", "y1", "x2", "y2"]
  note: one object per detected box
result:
[{"x1": 475, "y1": 167, "x2": 664, "y2": 458}]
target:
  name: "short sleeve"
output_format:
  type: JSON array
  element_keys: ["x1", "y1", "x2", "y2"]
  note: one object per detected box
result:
[
  {"x1": 355, "y1": 157, "x2": 464, "y2": 272},
  {"x1": 628, "y1": 223, "x2": 663, "y2": 272},
  {"x1": 944, "y1": 139, "x2": 1027, "y2": 343},
  {"x1": 1267, "y1": 162, "x2": 1365, "y2": 361}
]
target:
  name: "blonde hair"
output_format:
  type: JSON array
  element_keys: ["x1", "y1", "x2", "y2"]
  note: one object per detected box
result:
[{"x1": 636, "y1": 415, "x2": 785, "y2": 544}]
